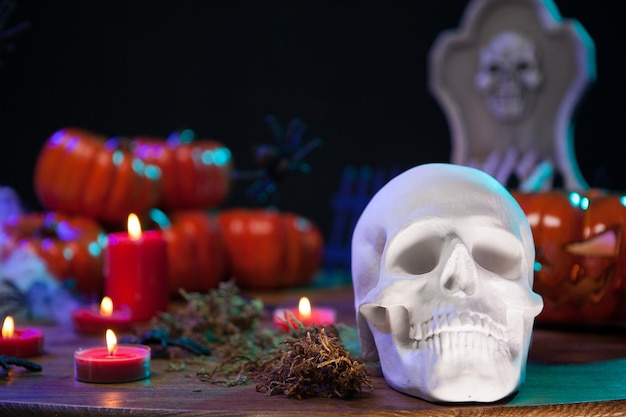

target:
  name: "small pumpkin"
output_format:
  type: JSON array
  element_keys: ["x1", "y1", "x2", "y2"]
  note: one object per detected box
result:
[
  {"x1": 1, "y1": 211, "x2": 106, "y2": 295},
  {"x1": 513, "y1": 189, "x2": 626, "y2": 324},
  {"x1": 132, "y1": 130, "x2": 233, "y2": 211},
  {"x1": 217, "y1": 208, "x2": 324, "y2": 289},
  {"x1": 34, "y1": 128, "x2": 162, "y2": 224},
  {"x1": 150, "y1": 209, "x2": 227, "y2": 296}
]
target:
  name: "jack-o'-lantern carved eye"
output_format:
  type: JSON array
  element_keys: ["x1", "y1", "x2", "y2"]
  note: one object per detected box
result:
[{"x1": 564, "y1": 228, "x2": 621, "y2": 257}]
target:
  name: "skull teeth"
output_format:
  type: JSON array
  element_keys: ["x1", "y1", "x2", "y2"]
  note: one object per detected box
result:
[
  {"x1": 410, "y1": 330, "x2": 510, "y2": 357},
  {"x1": 410, "y1": 312, "x2": 507, "y2": 343}
]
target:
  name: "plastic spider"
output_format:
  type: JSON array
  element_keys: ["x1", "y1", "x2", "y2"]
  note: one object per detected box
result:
[
  {"x1": 0, "y1": 0, "x2": 28, "y2": 66},
  {"x1": 233, "y1": 114, "x2": 322, "y2": 206}
]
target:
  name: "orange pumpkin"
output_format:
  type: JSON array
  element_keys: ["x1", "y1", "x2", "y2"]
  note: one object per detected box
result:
[
  {"x1": 513, "y1": 190, "x2": 626, "y2": 324},
  {"x1": 34, "y1": 128, "x2": 162, "y2": 225},
  {"x1": 150, "y1": 209, "x2": 227, "y2": 296},
  {"x1": 132, "y1": 131, "x2": 233, "y2": 211},
  {"x1": 1, "y1": 211, "x2": 106, "y2": 295},
  {"x1": 217, "y1": 208, "x2": 324, "y2": 289}
]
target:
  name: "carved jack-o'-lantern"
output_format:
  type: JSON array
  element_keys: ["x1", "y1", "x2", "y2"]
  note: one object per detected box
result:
[{"x1": 513, "y1": 190, "x2": 626, "y2": 324}]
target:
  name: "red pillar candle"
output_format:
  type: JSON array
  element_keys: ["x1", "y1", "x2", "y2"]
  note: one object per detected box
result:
[
  {"x1": 72, "y1": 296, "x2": 133, "y2": 334},
  {"x1": 74, "y1": 329, "x2": 150, "y2": 383},
  {"x1": 273, "y1": 297, "x2": 337, "y2": 331},
  {"x1": 0, "y1": 316, "x2": 44, "y2": 357},
  {"x1": 104, "y1": 213, "x2": 168, "y2": 322}
]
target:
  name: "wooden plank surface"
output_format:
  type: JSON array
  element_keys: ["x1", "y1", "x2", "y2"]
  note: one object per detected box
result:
[{"x1": 2, "y1": 286, "x2": 626, "y2": 416}]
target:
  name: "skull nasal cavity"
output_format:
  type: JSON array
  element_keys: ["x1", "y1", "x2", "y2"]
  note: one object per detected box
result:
[{"x1": 440, "y1": 243, "x2": 478, "y2": 296}]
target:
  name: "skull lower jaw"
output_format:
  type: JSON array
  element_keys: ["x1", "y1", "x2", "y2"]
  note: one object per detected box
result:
[
  {"x1": 378, "y1": 333, "x2": 522, "y2": 402},
  {"x1": 364, "y1": 305, "x2": 524, "y2": 403}
]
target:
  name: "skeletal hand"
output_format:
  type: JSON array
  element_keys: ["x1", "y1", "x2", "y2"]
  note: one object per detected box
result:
[{"x1": 466, "y1": 148, "x2": 554, "y2": 192}]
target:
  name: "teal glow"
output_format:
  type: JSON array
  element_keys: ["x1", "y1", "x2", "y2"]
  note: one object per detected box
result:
[
  {"x1": 534, "y1": 261, "x2": 542, "y2": 272},
  {"x1": 542, "y1": 0, "x2": 562, "y2": 23},
  {"x1": 573, "y1": 19, "x2": 597, "y2": 82},
  {"x1": 179, "y1": 129, "x2": 195, "y2": 143},
  {"x1": 213, "y1": 147, "x2": 231, "y2": 166},
  {"x1": 150, "y1": 208, "x2": 171, "y2": 228},
  {"x1": 580, "y1": 197, "x2": 590, "y2": 211},
  {"x1": 132, "y1": 158, "x2": 145, "y2": 174},
  {"x1": 145, "y1": 164, "x2": 161, "y2": 180},
  {"x1": 621, "y1": 196, "x2": 626, "y2": 207},
  {"x1": 112, "y1": 150, "x2": 124, "y2": 165},
  {"x1": 201, "y1": 150, "x2": 214, "y2": 165},
  {"x1": 360, "y1": 165, "x2": 373, "y2": 181},
  {"x1": 201, "y1": 147, "x2": 231, "y2": 166},
  {"x1": 569, "y1": 191, "x2": 581, "y2": 207},
  {"x1": 345, "y1": 166, "x2": 357, "y2": 181},
  {"x1": 569, "y1": 191, "x2": 590, "y2": 210},
  {"x1": 87, "y1": 242, "x2": 102, "y2": 257},
  {"x1": 98, "y1": 233, "x2": 108, "y2": 248}
]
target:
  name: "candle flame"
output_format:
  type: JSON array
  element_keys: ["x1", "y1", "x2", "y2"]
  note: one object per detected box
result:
[
  {"x1": 1, "y1": 316, "x2": 14, "y2": 338},
  {"x1": 127, "y1": 213, "x2": 142, "y2": 240},
  {"x1": 100, "y1": 296, "x2": 114, "y2": 317},
  {"x1": 106, "y1": 329, "x2": 118, "y2": 356},
  {"x1": 298, "y1": 297, "x2": 312, "y2": 319}
]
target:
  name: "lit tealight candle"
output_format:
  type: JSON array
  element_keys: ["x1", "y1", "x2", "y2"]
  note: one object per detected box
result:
[
  {"x1": 71, "y1": 296, "x2": 133, "y2": 334},
  {"x1": 0, "y1": 316, "x2": 44, "y2": 358},
  {"x1": 273, "y1": 296, "x2": 337, "y2": 331},
  {"x1": 104, "y1": 213, "x2": 168, "y2": 322},
  {"x1": 74, "y1": 329, "x2": 151, "y2": 383}
]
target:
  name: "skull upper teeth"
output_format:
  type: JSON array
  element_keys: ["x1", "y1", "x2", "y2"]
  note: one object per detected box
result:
[{"x1": 409, "y1": 311, "x2": 509, "y2": 355}]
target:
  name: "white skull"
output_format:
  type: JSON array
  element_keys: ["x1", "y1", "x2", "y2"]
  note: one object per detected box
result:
[
  {"x1": 352, "y1": 163, "x2": 543, "y2": 403},
  {"x1": 474, "y1": 31, "x2": 543, "y2": 122}
]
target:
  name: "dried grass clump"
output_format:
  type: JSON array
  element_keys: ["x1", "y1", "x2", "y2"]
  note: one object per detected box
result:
[{"x1": 255, "y1": 325, "x2": 372, "y2": 399}]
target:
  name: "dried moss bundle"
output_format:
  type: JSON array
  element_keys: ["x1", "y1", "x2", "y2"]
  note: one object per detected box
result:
[
  {"x1": 150, "y1": 281, "x2": 371, "y2": 395},
  {"x1": 150, "y1": 281, "x2": 282, "y2": 384},
  {"x1": 151, "y1": 280, "x2": 265, "y2": 345},
  {"x1": 255, "y1": 325, "x2": 372, "y2": 399}
]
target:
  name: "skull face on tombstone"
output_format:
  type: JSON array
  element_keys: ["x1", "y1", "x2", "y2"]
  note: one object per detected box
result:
[
  {"x1": 352, "y1": 163, "x2": 543, "y2": 403},
  {"x1": 474, "y1": 31, "x2": 543, "y2": 123}
]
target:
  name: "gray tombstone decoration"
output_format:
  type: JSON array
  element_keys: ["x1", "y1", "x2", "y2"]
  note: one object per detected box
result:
[{"x1": 428, "y1": 0, "x2": 595, "y2": 191}]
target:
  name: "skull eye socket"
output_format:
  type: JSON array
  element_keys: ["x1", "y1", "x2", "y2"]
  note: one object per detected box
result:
[
  {"x1": 386, "y1": 235, "x2": 442, "y2": 276},
  {"x1": 472, "y1": 242, "x2": 521, "y2": 280}
]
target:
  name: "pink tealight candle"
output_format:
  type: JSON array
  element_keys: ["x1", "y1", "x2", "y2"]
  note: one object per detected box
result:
[
  {"x1": 0, "y1": 316, "x2": 44, "y2": 358},
  {"x1": 72, "y1": 296, "x2": 133, "y2": 334},
  {"x1": 74, "y1": 329, "x2": 150, "y2": 383},
  {"x1": 273, "y1": 297, "x2": 337, "y2": 331}
]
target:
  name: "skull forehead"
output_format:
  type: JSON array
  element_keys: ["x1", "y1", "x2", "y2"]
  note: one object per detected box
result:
[
  {"x1": 480, "y1": 31, "x2": 536, "y2": 64},
  {"x1": 360, "y1": 163, "x2": 526, "y2": 234},
  {"x1": 352, "y1": 163, "x2": 533, "y2": 302}
]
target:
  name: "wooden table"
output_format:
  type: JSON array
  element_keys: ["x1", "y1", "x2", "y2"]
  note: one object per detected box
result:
[{"x1": 2, "y1": 286, "x2": 626, "y2": 416}]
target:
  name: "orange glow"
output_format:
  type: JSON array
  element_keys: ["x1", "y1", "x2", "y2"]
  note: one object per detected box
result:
[
  {"x1": 100, "y1": 297, "x2": 114, "y2": 317},
  {"x1": 106, "y1": 329, "x2": 118, "y2": 356},
  {"x1": 1, "y1": 316, "x2": 14, "y2": 338},
  {"x1": 127, "y1": 213, "x2": 142, "y2": 240},
  {"x1": 298, "y1": 297, "x2": 312, "y2": 319}
]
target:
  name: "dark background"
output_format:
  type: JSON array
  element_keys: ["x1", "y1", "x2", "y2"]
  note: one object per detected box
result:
[{"x1": 1, "y1": 1, "x2": 625, "y2": 242}]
